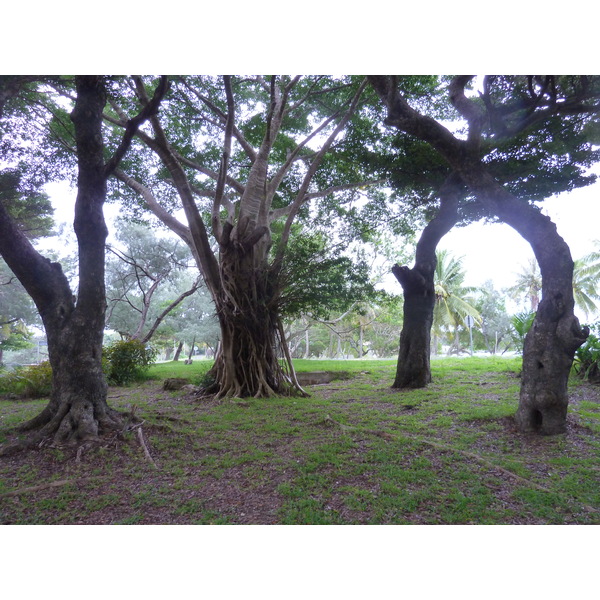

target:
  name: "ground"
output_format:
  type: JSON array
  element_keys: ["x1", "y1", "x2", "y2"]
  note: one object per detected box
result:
[{"x1": 1, "y1": 359, "x2": 599, "y2": 524}]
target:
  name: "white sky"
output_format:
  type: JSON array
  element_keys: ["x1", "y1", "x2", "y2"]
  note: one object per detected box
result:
[{"x1": 438, "y1": 179, "x2": 600, "y2": 290}]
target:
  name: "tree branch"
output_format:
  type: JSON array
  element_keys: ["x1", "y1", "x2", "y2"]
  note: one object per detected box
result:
[
  {"x1": 104, "y1": 76, "x2": 169, "y2": 178},
  {"x1": 271, "y1": 79, "x2": 369, "y2": 273},
  {"x1": 212, "y1": 76, "x2": 235, "y2": 244}
]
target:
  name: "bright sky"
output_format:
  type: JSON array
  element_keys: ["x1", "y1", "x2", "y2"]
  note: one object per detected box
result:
[{"x1": 438, "y1": 177, "x2": 600, "y2": 290}]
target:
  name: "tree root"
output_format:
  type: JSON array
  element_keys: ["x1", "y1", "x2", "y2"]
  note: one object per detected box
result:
[
  {"x1": 322, "y1": 414, "x2": 599, "y2": 513},
  {"x1": 126, "y1": 421, "x2": 158, "y2": 469},
  {"x1": 0, "y1": 477, "x2": 98, "y2": 498}
]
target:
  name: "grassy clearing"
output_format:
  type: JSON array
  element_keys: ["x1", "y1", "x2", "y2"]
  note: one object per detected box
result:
[{"x1": 1, "y1": 356, "x2": 599, "y2": 525}]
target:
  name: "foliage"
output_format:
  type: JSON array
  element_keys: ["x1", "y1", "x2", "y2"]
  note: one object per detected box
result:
[
  {"x1": 471, "y1": 281, "x2": 513, "y2": 354},
  {"x1": 510, "y1": 311, "x2": 536, "y2": 353},
  {"x1": 432, "y1": 250, "x2": 481, "y2": 354},
  {"x1": 508, "y1": 259, "x2": 541, "y2": 312},
  {"x1": 0, "y1": 360, "x2": 53, "y2": 398},
  {"x1": 572, "y1": 254, "x2": 600, "y2": 319},
  {"x1": 103, "y1": 339, "x2": 157, "y2": 385},
  {"x1": 573, "y1": 322, "x2": 600, "y2": 382},
  {"x1": 105, "y1": 220, "x2": 201, "y2": 341},
  {"x1": 276, "y1": 226, "x2": 375, "y2": 320}
]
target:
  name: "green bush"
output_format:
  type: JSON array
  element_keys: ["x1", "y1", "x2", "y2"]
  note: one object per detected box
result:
[
  {"x1": 510, "y1": 311, "x2": 536, "y2": 353},
  {"x1": 574, "y1": 323, "x2": 600, "y2": 383},
  {"x1": 0, "y1": 361, "x2": 53, "y2": 398},
  {"x1": 104, "y1": 339, "x2": 157, "y2": 386}
]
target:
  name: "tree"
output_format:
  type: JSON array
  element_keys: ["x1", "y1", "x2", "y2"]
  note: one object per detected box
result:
[
  {"x1": 472, "y1": 281, "x2": 513, "y2": 355},
  {"x1": 105, "y1": 76, "x2": 374, "y2": 398},
  {"x1": 431, "y1": 249, "x2": 481, "y2": 355},
  {"x1": 105, "y1": 221, "x2": 203, "y2": 343},
  {"x1": 0, "y1": 170, "x2": 56, "y2": 366},
  {"x1": 508, "y1": 258, "x2": 542, "y2": 312},
  {"x1": 391, "y1": 176, "x2": 463, "y2": 385},
  {"x1": 572, "y1": 257, "x2": 600, "y2": 320},
  {"x1": 369, "y1": 75, "x2": 600, "y2": 434},
  {"x1": 0, "y1": 76, "x2": 168, "y2": 447}
]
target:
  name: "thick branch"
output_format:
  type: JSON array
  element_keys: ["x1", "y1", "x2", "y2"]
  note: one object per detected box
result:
[
  {"x1": 271, "y1": 79, "x2": 369, "y2": 273},
  {"x1": 104, "y1": 76, "x2": 169, "y2": 177}
]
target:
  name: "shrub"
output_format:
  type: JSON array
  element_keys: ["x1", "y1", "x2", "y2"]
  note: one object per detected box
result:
[
  {"x1": 510, "y1": 311, "x2": 536, "y2": 353},
  {"x1": 573, "y1": 323, "x2": 600, "y2": 383},
  {"x1": 0, "y1": 361, "x2": 53, "y2": 398},
  {"x1": 104, "y1": 339, "x2": 157, "y2": 386}
]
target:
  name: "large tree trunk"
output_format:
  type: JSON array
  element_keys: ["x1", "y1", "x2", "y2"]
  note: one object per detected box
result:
[
  {"x1": 393, "y1": 264, "x2": 436, "y2": 388},
  {"x1": 392, "y1": 176, "x2": 461, "y2": 388},
  {"x1": 464, "y1": 171, "x2": 588, "y2": 434},
  {"x1": 204, "y1": 243, "x2": 305, "y2": 398},
  {"x1": 0, "y1": 77, "x2": 122, "y2": 446}
]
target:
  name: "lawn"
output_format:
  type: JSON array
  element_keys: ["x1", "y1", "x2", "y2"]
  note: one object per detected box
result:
[{"x1": 1, "y1": 356, "x2": 599, "y2": 525}]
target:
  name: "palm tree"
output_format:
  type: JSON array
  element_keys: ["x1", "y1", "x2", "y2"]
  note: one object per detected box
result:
[
  {"x1": 432, "y1": 250, "x2": 481, "y2": 355},
  {"x1": 572, "y1": 257, "x2": 600, "y2": 319},
  {"x1": 508, "y1": 258, "x2": 542, "y2": 312},
  {"x1": 509, "y1": 251, "x2": 600, "y2": 319}
]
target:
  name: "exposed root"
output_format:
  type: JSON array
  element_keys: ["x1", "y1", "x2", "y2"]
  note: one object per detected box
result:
[
  {"x1": 0, "y1": 477, "x2": 97, "y2": 498},
  {"x1": 1, "y1": 402, "x2": 142, "y2": 458},
  {"x1": 127, "y1": 422, "x2": 158, "y2": 469}
]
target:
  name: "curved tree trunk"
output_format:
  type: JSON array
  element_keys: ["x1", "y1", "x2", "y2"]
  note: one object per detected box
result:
[
  {"x1": 464, "y1": 171, "x2": 589, "y2": 434},
  {"x1": 368, "y1": 76, "x2": 589, "y2": 434},
  {"x1": 392, "y1": 176, "x2": 461, "y2": 388}
]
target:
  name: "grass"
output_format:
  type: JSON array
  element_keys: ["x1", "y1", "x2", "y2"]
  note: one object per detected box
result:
[{"x1": 1, "y1": 355, "x2": 599, "y2": 525}]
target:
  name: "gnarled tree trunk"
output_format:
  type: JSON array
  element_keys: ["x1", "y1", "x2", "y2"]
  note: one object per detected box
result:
[
  {"x1": 0, "y1": 77, "x2": 119, "y2": 445},
  {"x1": 205, "y1": 239, "x2": 303, "y2": 398},
  {"x1": 0, "y1": 76, "x2": 166, "y2": 448}
]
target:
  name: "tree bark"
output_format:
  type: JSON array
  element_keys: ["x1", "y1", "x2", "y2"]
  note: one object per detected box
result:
[
  {"x1": 392, "y1": 176, "x2": 461, "y2": 388},
  {"x1": 463, "y1": 171, "x2": 589, "y2": 434}
]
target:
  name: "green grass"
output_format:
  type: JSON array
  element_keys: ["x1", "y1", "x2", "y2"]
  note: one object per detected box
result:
[{"x1": 1, "y1": 355, "x2": 599, "y2": 525}]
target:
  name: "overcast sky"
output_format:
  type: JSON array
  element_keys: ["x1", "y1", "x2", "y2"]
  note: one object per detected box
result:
[{"x1": 438, "y1": 178, "x2": 600, "y2": 290}]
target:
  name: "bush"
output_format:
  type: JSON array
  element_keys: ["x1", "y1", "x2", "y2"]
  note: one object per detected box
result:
[
  {"x1": 510, "y1": 311, "x2": 536, "y2": 353},
  {"x1": 574, "y1": 323, "x2": 600, "y2": 383},
  {"x1": 104, "y1": 339, "x2": 157, "y2": 386},
  {"x1": 0, "y1": 361, "x2": 53, "y2": 398}
]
